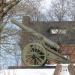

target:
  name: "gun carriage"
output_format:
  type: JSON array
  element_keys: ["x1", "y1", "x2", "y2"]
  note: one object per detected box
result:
[{"x1": 11, "y1": 18, "x2": 70, "y2": 67}]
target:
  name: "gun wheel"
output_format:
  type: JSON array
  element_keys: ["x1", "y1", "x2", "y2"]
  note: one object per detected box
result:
[{"x1": 22, "y1": 43, "x2": 46, "y2": 66}]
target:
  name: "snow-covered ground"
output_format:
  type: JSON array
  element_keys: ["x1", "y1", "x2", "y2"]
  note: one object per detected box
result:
[
  {"x1": 0, "y1": 69, "x2": 55, "y2": 75},
  {"x1": 0, "y1": 65, "x2": 70, "y2": 75}
]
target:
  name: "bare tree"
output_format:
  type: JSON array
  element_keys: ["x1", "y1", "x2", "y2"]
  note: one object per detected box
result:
[
  {"x1": 0, "y1": 26, "x2": 21, "y2": 69},
  {"x1": 67, "y1": 0, "x2": 75, "y2": 21},
  {"x1": 0, "y1": 0, "x2": 20, "y2": 22},
  {"x1": 0, "y1": 0, "x2": 44, "y2": 69},
  {"x1": 11, "y1": 0, "x2": 43, "y2": 21},
  {"x1": 48, "y1": 0, "x2": 69, "y2": 21}
]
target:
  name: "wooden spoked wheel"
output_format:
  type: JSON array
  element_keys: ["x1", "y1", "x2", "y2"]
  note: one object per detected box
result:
[{"x1": 22, "y1": 43, "x2": 46, "y2": 66}]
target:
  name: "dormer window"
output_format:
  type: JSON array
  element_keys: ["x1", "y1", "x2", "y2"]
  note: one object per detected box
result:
[
  {"x1": 51, "y1": 29, "x2": 67, "y2": 34},
  {"x1": 51, "y1": 29, "x2": 58, "y2": 34}
]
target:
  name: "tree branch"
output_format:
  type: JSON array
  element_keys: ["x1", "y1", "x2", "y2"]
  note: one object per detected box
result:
[{"x1": 0, "y1": 0, "x2": 21, "y2": 21}]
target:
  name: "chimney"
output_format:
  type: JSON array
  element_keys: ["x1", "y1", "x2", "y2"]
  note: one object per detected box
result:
[
  {"x1": 0, "y1": 0, "x2": 6, "y2": 4},
  {"x1": 22, "y1": 16, "x2": 31, "y2": 26}
]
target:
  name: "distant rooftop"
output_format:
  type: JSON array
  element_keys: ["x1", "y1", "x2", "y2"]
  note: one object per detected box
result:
[{"x1": 22, "y1": 16, "x2": 75, "y2": 44}]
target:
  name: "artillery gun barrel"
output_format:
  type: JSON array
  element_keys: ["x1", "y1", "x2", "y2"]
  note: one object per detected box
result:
[{"x1": 11, "y1": 18, "x2": 60, "y2": 51}]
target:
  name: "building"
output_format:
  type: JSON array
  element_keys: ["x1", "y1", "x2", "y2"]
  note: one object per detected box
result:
[{"x1": 20, "y1": 16, "x2": 75, "y2": 63}]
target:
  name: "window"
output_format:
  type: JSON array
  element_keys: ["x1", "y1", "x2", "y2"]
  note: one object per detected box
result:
[{"x1": 51, "y1": 29, "x2": 67, "y2": 34}]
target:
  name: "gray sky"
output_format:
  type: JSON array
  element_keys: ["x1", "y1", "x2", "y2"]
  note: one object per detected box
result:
[{"x1": 40, "y1": 0, "x2": 52, "y2": 13}]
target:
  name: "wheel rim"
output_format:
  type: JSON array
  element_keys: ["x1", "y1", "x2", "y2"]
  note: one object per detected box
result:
[{"x1": 22, "y1": 43, "x2": 46, "y2": 66}]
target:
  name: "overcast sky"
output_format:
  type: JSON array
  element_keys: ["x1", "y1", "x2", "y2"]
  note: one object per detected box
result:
[{"x1": 40, "y1": 0, "x2": 52, "y2": 13}]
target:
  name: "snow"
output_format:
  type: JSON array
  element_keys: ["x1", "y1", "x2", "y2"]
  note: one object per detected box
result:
[
  {"x1": 0, "y1": 69, "x2": 55, "y2": 75},
  {"x1": 0, "y1": 65, "x2": 70, "y2": 75}
]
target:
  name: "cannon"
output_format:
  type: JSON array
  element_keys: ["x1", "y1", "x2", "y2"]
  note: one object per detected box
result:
[{"x1": 11, "y1": 18, "x2": 70, "y2": 66}]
